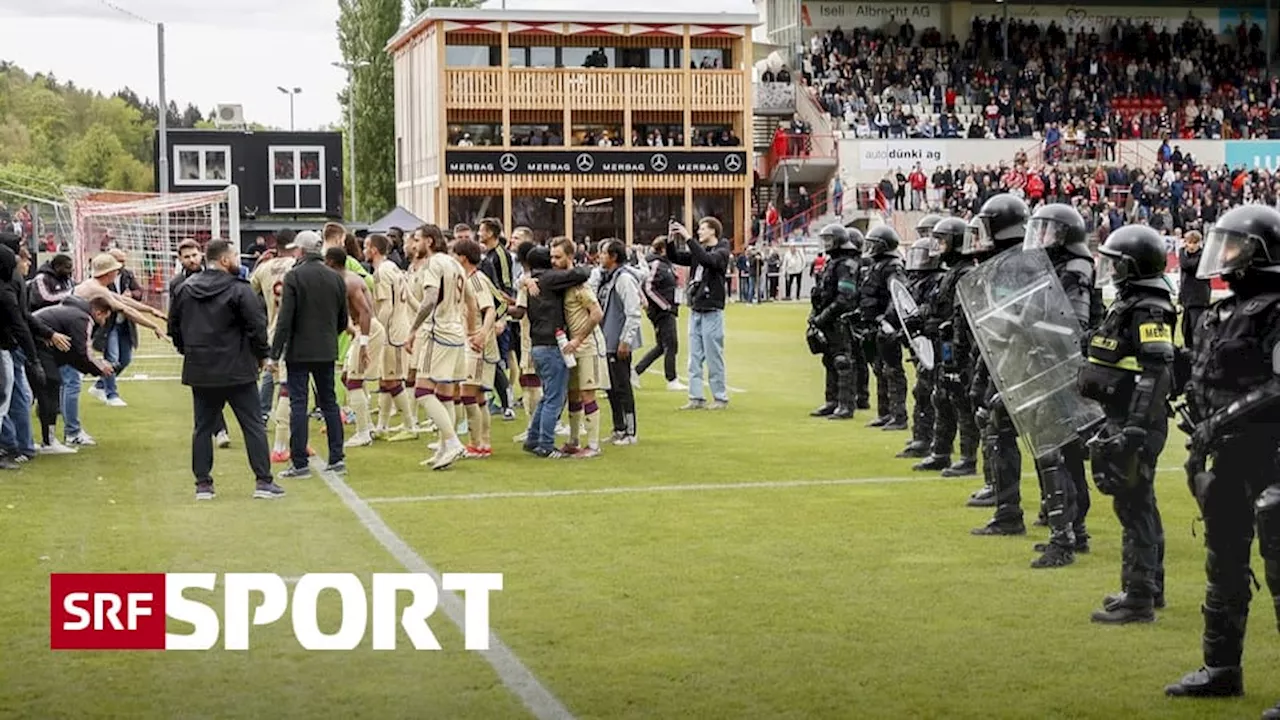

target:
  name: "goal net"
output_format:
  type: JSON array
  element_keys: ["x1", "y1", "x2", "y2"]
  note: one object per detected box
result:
[{"x1": 57, "y1": 185, "x2": 241, "y2": 381}]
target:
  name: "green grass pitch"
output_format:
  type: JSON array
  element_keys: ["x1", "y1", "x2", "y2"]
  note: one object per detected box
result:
[{"x1": 2, "y1": 301, "x2": 1276, "y2": 719}]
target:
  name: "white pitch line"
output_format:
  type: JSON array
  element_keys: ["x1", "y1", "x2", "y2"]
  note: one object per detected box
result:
[
  {"x1": 364, "y1": 467, "x2": 1184, "y2": 505},
  {"x1": 311, "y1": 460, "x2": 575, "y2": 720},
  {"x1": 675, "y1": 376, "x2": 747, "y2": 394}
]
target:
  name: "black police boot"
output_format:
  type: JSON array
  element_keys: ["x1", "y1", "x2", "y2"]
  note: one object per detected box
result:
[
  {"x1": 896, "y1": 441, "x2": 930, "y2": 458},
  {"x1": 971, "y1": 515, "x2": 1026, "y2": 536},
  {"x1": 828, "y1": 405, "x2": 854, "y2": 420},
  {"x1": 881, "y1": 416, "x2": 909, "y2": 431},
  {"x1": 913, "y1": 453, "x2": 951, "y2": 471},
  {"x1": 1030, "y1": 539, "x2": 1075, "y2": 568},
  {"x1": 810, "y1": 402, "x2": 837, "y2": 417},
  {"x1": 1074, "y1": 525, "x2": 1091, "y2": 554},
  {"x1": 866, "y1": 415, "x2": 891, "y2": 428},
  {"x1": 856, "y1": 400, "x2": 871, "y2": 410},
  {"x1": 966, "y1": 485, "x2": 995, "y2": 507},
  {"x1": 1092, "y1": 591, "x2": 1156, "y2": 623},
  {"x1": 1262, "y1": 700, "x2": 1280, "y2": 720},
  {"x1": 1165, "y1": 666, "x2": 1244, "y2": 698},
  {"x1": 1034, "y1": 536, "x2": 1091, "y2": 554},
  {"x1": 941, "y1": 456, "x2": 978, "y2": 477},
  {"x1": 1103, "y1": 591, "x2": 1166, "y2": 610}
]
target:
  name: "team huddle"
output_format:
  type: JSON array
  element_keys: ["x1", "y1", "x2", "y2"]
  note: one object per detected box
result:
[{"x1": 810, "y1": 193, "x2": 1280, "y2": 713}]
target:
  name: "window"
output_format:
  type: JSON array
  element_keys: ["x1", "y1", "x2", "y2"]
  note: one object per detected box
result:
[
  {"x1": 445, "y1": 44, "x2": 499, "y2": 67},
  {"x1": 571, "y1": 124, "x2": 623, "y2": 147},
  {"x1": 562, "y1": 47, "x2": 614, "y2": 68},
  {"x1": 447, "y1": 123, "x2": 502, "y2": 146},
  {"x1": 269, "y1": 146, "x2": 325, "y2": 213},
  {"x1": 644, "y1": 48, "x2": 682, "y2": 69},
  {"x1": 173, "y1": 145, "x2": 230, "y2": 186},
  {"x1": 690, "y1": 48, "x2": 729, "y2": 69},
  {"x1": 510, "y1": 46, "x2": 556, "y2": 68},
  {"x1": 511, "y1": 123, "x2": 564, "y2": 146}
]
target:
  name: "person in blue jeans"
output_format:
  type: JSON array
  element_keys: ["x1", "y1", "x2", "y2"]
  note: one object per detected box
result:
[
  {"x1": 1, "y1": 348, "x2": 35, "y2": 465},
  {"x1": 665, "y1": 217, "x2": 731, "y2": 410},
  {"x1": 511, "y1": 246, "x2": 589, "y2": 457},
  {"x1": 91, "y1": 248, "x2": 142, "y2": 407}
]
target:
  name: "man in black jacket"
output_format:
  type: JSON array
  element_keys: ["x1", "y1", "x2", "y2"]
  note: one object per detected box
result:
[
  {"x1": 169, "y1": 238, "x2": 230, "y2": 445},
  {"x1": 635, "y1": 236, "x2": 683, "y2": 390},
  {"x1": 267, "y1": 230, "x2": 349, "y2": 479},
  {"x1": 0, "y1": 243, "x2": 40, "y2": 445},
  {"x1": 1178, "y1": 230, "x2": 1211, "y2": 350},
  {"x1": 32, "y1": 296, "x2": 113, "y2": 455},
  {"x1": 0, "y1": 236, "x2": 66, "y2": 465},
  {"x1": 666, "y1": 217, "x2": 731, "y2": 410},
  {"x1": 28, "y1": 254, "x2": 74, "y2": 312},
  {"x1": 170, "y1": 239, "x2": 281, "y2": 501}
]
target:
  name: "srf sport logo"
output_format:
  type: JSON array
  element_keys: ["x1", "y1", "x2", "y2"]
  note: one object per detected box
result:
[{"x1": 50, "y1": 572, "x2": 501, "y2": 650}]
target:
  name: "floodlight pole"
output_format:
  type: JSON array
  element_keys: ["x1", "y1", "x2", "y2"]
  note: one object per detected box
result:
[{"x1": 158, "y1": 22, "x2": 168, "y2": 195}]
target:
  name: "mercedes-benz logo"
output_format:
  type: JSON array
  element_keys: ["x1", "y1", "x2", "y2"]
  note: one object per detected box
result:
[
  {"x1": 498, "y1": 153, "x2": 518, "y2": 173},
  {"x1": 650, "y1": 153, "x2": 668, "y2": 172},
  {"x1": 724, "y1": 153, "x2": 743, "y2": 172},
  {"x1": 575, "y1": 153, "x2": 595, "y2": 172}
]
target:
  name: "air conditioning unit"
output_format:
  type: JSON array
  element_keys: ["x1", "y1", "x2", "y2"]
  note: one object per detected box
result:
[{"x1": 214, "y1": 104, "x2": 246, "y2": 129}]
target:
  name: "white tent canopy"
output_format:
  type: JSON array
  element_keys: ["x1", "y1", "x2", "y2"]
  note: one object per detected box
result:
[{"x1": 367, "y1": 206, "x2": 424, "y2": 234}]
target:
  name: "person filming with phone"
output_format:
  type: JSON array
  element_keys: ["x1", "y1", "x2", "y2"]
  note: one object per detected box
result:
[{"x1": 665, "y1": 216, "x2": 731, "y2": 410}]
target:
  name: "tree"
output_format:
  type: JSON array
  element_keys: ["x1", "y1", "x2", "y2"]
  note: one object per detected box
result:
[
  {"x1": 337, "y1": 0, "x2": 402, "y2": 221},
  {"x1": 66, "y1": 123, "x2": 128, "y2": 188},
  {"x1": 409, "y1": 0, "x2": 482, "y2": 14}
]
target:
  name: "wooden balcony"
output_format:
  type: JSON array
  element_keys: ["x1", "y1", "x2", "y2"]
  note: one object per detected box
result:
[
  {"x1": 445, "y1": 68, "x2": 744, "y2": 112},
  {"x1": 445, "y1": 68, "x2": 502, "y2": 109}
]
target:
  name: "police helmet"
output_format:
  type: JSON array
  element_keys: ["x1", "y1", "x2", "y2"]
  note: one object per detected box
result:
[
  {"x1": 961, "y1": 215, "x2": 987, "y2": 256},
  {"x1": 818, "y1": 223, "x2": 854, "y2": 252},
  {"x1": 865, "y1": 225, "x2": 901, "y2": 257},
  {"x1": 906, "y1": 237, "x2": 943, "y2": 272},
  {"x1": 1098, "y1": 225, "x2": 1169, "y2": 291},
  {"x1": 966, "y1": 194, "x2": 1030, "y2": 254},
  {"x1": 915, "y1": 213, "x2": 943, "y2": 240},
  {"x1": 1023, "y1": 203, "x2": 1090, "y2": 259},
  {"x1": 931, "y1": 217, "x2": 967, "y2": 264},
  {"x1": 1198, "y1": 205, "x2": 1280, "y2": 280}
]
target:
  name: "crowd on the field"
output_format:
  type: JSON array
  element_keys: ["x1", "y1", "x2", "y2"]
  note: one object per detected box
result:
[{"x1": 805, "y1": 14, "x2": 1273, "y2": 140}]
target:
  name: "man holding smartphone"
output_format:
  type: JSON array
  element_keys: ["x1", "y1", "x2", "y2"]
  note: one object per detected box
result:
[{"x1": 665, "y1": 217, "x2": 731, "y2": 410}]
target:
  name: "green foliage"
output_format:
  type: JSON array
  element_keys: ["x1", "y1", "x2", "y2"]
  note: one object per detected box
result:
[
  {"x1": 337, "y1": 0, "x2": 402, "y2": 222},
  {"x1": 409, "y1": 0, "x2": 483, "y2": 14},
  {"x1": 0, "y1": 63, "x2": 210, "y2": 197}
]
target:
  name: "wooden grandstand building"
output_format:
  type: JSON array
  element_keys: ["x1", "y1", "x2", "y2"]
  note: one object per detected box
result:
[{"x1": 387, "y1": 7, "x2": 758, "y2": 246}]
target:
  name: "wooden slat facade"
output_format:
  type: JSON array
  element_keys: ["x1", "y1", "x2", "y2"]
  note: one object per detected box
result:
[{"x1": 392, "y1": 14, "x2": 755, "y2": 247}]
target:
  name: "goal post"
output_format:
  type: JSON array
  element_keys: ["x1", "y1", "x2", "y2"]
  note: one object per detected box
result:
[{"x1": 58, "y1": 184, "x2": 241, "y2": 381}]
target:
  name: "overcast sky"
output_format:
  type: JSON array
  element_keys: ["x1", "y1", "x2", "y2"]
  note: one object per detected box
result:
[{"x1": 0, "y1": 0, "x2": 756, "y2": 131}]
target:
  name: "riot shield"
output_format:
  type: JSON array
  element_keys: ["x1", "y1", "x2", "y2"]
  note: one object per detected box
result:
[
  {"x1": 889, "y1": 277, "x2": 935, "y2": 370},
  {"x1": 957, "y1": 248, "x2": 1103, "y2": 459}
]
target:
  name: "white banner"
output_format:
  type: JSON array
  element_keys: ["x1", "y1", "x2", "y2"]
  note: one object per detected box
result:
[
  {"x1": 858, "y1": 140, "x2": 947, "y2": 172},
  {"x1": 802, "y1": 2, "x2": 943, "y2": 32}
]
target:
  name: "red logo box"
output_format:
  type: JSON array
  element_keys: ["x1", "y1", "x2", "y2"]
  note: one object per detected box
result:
[{"x1": 50, "y1": 573, "x2": 167, "y2": 650}]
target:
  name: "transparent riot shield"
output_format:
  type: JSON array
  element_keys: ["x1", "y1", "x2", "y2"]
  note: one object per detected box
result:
[
  {"x1": 889, "y1": 277, "x2": 935, "y2": 370},
  {"x1": 957, "y1": 247, "x2": 1103, "y2": 458}
]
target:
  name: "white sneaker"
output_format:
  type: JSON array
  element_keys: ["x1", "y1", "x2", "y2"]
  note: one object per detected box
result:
[
  {"x1": 105, "y1": 396, "x2": 128, "y2": 408},
  {"x1": 215, "y1": 431, "x2": 231, "y2": 448},
  {"x1": 512, "y1": 430, "x2": 528, "y2": 443},
  {"x1": 612, "y1": 435, "x2": 638, "y2": 446},
  {"x1": 630, "y1": 369, "x2": 642, "y2": 389},
  {"x1": 555, "y1": 422, "x2": 569, "y2": 436},
  {"x1": 38, "y1": 439, "x2": 77, "y2": 455},
  {"x1": 457, "y1": 419, "x2": 469, "y2": 436},
  {"x1": 344, "y1": 431, "x2": 373, "y2": 448},
  {"x1": 432, "y1": 441, "x2": 467, "y2": 471},
  {"x1": 667, "y1": 379, "x2": 688, "y2": 391},
  {"x1": 88, "y1": 387, "x2": 107, "y2": 402},
  {"x1": 66, "y1": 432, "x2": 96, "y2": 447}
]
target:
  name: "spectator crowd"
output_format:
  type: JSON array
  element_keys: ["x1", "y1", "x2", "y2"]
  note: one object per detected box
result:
[{"x1": 804, "y1": 14, "x2": 1276, "y2": 141}]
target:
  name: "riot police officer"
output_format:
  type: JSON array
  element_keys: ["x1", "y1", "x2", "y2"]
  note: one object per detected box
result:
[
  {"x1": 808, "y1": 223, "x2": 864, "y2": 420},
  {"x1": 915, "y1": 217, "x2": 981, "y2": 479},
  {"x1": 1078, "y1": 225, "x2": 1174, "y2": 624},
  {"x1": 897, "y1": 215, "x2": 945, "y2": 458},
  {"x1": 862, "y1": 225, "x2": 909, "y2": 430},
  {"x1": 967, "y1": 195, "x2": 1053, "y2": 548},
  {"x1": 1165, "y1": 205, "x2": 1280, "y2": 710},
  {"x1": 1016, "y1": 202, "x2": 1095, "y2": 564}
]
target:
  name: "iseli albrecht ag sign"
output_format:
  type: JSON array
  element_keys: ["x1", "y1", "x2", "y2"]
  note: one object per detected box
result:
[{"x1": 444, "y1": 150, "x2": 749, "y2": 176}]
